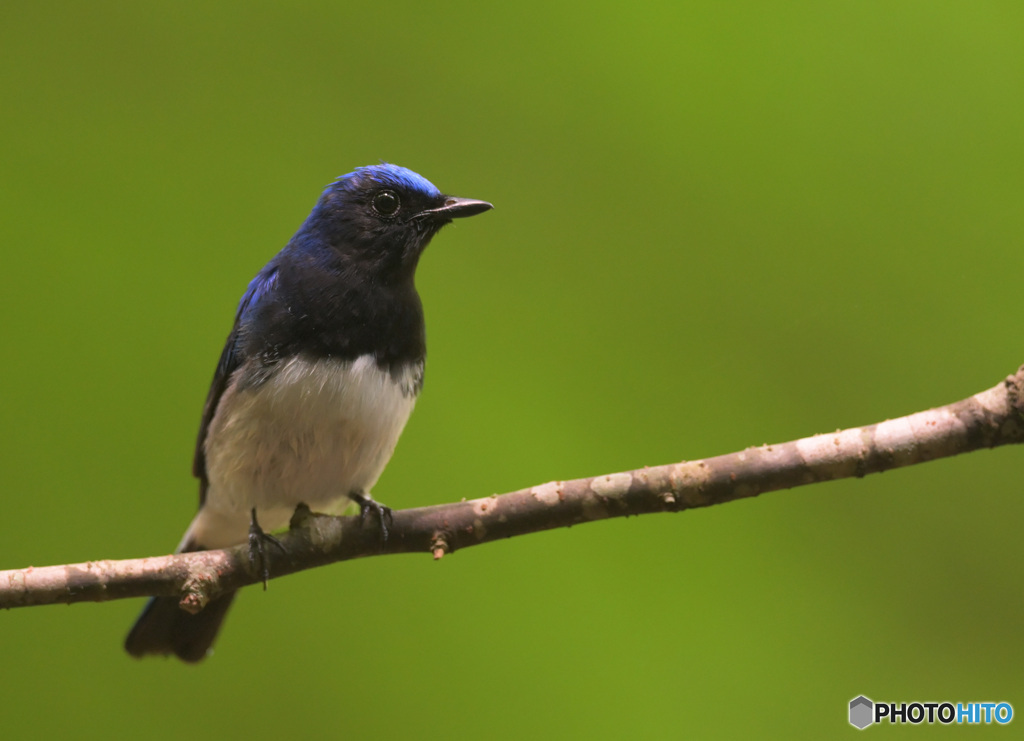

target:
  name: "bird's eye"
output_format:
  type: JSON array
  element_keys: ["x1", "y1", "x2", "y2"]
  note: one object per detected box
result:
[{"x1": 372, "y1": 190, "x2": 400, "y2": 217}]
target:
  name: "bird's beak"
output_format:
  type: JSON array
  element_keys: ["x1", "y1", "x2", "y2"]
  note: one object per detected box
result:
[{"x1": 424, "y1": 197, "x2": 494, "y2": 220}]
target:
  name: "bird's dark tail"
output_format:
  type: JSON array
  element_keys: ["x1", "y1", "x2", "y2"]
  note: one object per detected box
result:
[
  {"x1": 124, "y1": 590, "x2": 237, "y2": 663},
  {"x1": 124, "y1": 533, "x2": 237, "y2": 663}
]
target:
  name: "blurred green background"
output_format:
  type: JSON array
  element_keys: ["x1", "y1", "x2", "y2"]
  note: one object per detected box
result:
[{"x1": 2, "y1": 1, "x2": 1022, "y2": 738}]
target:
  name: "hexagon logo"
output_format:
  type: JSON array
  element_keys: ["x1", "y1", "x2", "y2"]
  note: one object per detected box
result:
[{"x1": 849, "y1": 696, "x2": 874, "y2": 729}]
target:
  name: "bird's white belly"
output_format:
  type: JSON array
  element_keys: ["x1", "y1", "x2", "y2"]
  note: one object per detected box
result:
[{"x1": 186, "y1": 354, "x2": 418, "y2": 549}]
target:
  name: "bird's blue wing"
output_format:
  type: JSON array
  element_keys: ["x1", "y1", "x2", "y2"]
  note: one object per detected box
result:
[{"x1": 192, "y1": 267, "x2": 279, "y2": 505}]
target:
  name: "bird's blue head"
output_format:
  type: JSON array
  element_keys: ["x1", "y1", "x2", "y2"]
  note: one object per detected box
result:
[{"x1": 300, "y1": 164, "x2": 492, "y2": 281}]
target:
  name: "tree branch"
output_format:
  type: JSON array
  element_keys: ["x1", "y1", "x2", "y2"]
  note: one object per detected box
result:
[{"x1": 3, "y1": 365, "x2": 1022, "y2": 612}]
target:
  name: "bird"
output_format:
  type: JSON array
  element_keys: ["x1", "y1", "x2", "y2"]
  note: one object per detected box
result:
[{"x1": 124, "y1": 163, "x2": 492, "y2": 662}]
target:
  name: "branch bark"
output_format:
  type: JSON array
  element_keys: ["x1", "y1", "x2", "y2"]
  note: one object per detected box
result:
[{"x1": 3, "y1": 364, "x2": 1022, "y2": 612}]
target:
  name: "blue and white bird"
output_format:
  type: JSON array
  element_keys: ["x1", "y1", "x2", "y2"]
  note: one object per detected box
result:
[{"x1": 125, "y1": 164, "x2": 492, "y2": 661}]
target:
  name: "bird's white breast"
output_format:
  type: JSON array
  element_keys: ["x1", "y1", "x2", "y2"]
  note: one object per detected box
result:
[{"x1": 187, "y1": 354, "x2": 419, "y2": 549}]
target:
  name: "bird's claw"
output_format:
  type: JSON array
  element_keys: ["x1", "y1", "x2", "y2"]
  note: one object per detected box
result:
[
  {"x1": 249, "y1": 507, "x2": 286, "y2": 590},
  {"x1": 350, "y1": 492, "x2": 393, "y2": 542}
]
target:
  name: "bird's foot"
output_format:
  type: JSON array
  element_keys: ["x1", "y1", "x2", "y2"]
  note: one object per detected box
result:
[
  {"x1": 350, "y1": 492, "x2": 393, "y2": 542},
  {"x1": 249, "y1": 507, "x2": 286, "y2": 590}
]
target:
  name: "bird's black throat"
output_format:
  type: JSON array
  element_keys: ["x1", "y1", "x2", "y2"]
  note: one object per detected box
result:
[{"x1": 240, "y1": 253, "x2": 427, "y2": 381}]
